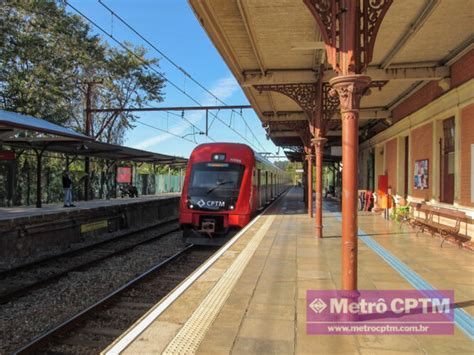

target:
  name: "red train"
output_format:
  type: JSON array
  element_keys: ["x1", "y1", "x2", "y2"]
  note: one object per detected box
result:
[{"x1": 179, "y1": 143, "x2": 289, "y2": 245}]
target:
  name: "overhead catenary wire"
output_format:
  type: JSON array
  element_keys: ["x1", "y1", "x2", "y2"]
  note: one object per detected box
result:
[
  {"x1": 142, "y1": 102, "x2": 217, "y2": 142},
  {"x1": 65, "y1": 0, "x2": 263, "y2": 151},
  {"x1": 135, "y1": 119, "x2": 197, "y2": 145},
  {"x1": 95, "y1": 0, "x2": 266, "y2": 151}
]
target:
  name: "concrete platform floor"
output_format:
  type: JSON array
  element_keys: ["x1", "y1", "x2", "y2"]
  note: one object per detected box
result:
[
  {"x1": 0, "y1": 193, "x2": 179, "y2": 221},
  {"x1": 104, "y1": 188, "x2": 473, "y2": 355}
]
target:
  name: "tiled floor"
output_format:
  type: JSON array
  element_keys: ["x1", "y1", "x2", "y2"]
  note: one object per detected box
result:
[{"x1": 107, "y1": 188, "x2": 473, "y2": 355}]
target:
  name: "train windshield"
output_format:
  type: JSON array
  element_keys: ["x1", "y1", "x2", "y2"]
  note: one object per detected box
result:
[{"x1": 188, "y1": 162, "x2": 245, "y2": 196}]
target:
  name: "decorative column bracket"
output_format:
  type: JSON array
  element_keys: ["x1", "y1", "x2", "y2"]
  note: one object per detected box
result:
[
  {"x1": 264, "y1": 120, "x2": 312, "y2": 147},
  {"x1": 322, "y1": 82, "x2": 340, "y2": 121},
  {"x1": 254, "y1": 83, "x2": 318, "y2": 118},
  {"x1": 303, "y1": 0, "x2": 393, "y2": 73},
  {"x1": 255, "y1": 83, "x2": 321, "y2": 145}
]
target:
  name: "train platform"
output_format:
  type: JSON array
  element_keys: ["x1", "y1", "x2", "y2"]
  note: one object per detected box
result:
[
  {"x1": 0, "y1": 193, "x2": 179, "y2": 222},
  {"x1": 0, "y1": 194, "x2": 181, "y2": 269},
  {"x1": 104, "y1": 188, "x2": 473, "y2": 355}
]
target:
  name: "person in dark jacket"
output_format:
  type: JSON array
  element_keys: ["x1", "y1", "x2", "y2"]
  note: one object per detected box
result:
[{"x1": 62, "y1": 171, "x2": 75, "y2": 207}]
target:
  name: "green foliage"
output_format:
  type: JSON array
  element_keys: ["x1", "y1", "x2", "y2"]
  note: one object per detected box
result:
[
  {"x1": 0, "y1": 0, "x2": 165, "y2": 143},
  {"x1": 281, "y1": 161, "x2": 301, "y2": 185},
  {"x1": 390, "y1": 206, "x2": 410, "y2": 224}
]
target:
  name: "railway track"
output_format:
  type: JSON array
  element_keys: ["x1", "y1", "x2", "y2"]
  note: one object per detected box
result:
[
  {"x1": 0, "y1": 218, "x2": 179, "y2": 304},
  {"x1": 13, "y1": 245, "x2": 216, "y2": 354}
]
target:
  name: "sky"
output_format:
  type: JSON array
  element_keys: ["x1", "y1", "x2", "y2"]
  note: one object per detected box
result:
[{"x1": 67, "y1": 0, "x2": 281, "y2": 160}]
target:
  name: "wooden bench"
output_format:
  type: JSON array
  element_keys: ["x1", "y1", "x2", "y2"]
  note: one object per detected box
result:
[
  {"x1": 429, "y1": 207, "x2": 470, "y2": 247},
  {"x1": 407, "y1": 203, "x2": 430, "y2": 231},
  {"x1": 407, "y1": 203, "x2": 471, "y2": 248}
]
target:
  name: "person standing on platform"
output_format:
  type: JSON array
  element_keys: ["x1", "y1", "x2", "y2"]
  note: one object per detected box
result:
[{"x1": 62, "y1": 171, "x2": 75, "y2": 207}]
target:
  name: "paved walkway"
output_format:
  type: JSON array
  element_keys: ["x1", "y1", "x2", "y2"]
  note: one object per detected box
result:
[
  {"x1": 0, "y1": 193, "x2": 179, "y2": 221},
  {"x1": 104, "y1": 188, "x2": 473, "y2": 354}
]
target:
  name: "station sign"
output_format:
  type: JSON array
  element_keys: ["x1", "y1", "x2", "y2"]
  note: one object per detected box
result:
[
  {"x1": 81, "y1": 220, "x2": 108, "y2": 233},
  {"x1": 117, "y1": 166, "x2": 132, "y2": 183},
  {"x1": 0, "y1": 151, "x2": 15, "y2": 160}
]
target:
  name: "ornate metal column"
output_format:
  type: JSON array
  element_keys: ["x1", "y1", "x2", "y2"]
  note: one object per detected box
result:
[
  {"x1": 304, "y1": 0, "x2": 392, "y2": 290},
  {"x1": 305, "y1": 148, "x2": 314, "y2": 218},
  {"x1": 302, "y1": 157, "x2": 308, "y2": 203},
  {"x1": 312, "y1": 137, "x2": 327, "y2": 237},
  {"x1": 330, "y1": 75, "x2": 370, "y2": 289}
]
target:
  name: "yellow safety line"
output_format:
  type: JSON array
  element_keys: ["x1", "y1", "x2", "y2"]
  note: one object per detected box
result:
[{"x1": 163, "y1": 214, "x2": 276, "y2": 354}]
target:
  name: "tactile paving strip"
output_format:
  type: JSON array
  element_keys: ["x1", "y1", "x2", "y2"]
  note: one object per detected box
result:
[{"x1": 163, "y1": 214, "x2": 276, "y2": 354}]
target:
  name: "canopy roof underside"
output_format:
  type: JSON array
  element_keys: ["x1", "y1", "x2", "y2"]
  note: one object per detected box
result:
[
  {"x1": 0, "y1": 110, "x2": 187, "y2": 166},
  {"x1": 188, "y1": 0, "x2": 473, "y2": 154}
]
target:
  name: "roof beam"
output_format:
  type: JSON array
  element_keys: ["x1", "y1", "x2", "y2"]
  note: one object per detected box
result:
[
  {"x1": 236, "y1": 0, "x2": 266, "y2": 74},
  {"x1": 262, "y1": 108, "x2": 390, "y2": 121},
  {"x1": 271, "y1": 131, "x2": 301, "y2": 138},
  {"x1": 331, "y1": 108, "x2": 391, "y2": 120},
  {"x1": 261, "y1": 112, "x2": 308, "y2": 122},
  {"x1": 365, "y1": 66, "x2": 449, "y2": 81},
  {"x1": 290, "y1": 41, "x2": 326, "y2": 51},
  {"x1": 242, "y1": 66, "x2": 448, "y2": 87},
  {"x1": 380, "y1": 0, "x2": 440, "y2": 69},
  {"x1": 243, "y1": 70, "x2": 318, "y2": 86}
]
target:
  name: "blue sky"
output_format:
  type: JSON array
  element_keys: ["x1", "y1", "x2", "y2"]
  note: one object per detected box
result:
[{"x1": 67, "y1": 0, "x2": 280, "y2": 159}]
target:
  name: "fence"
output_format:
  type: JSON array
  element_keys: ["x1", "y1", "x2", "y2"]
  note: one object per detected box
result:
[
  {"x1": 0, "y1": 155, "x2": 185, "y2": 207},
  {"x1": 134, "y1": 173, "x2": 184, "y2": 195}
]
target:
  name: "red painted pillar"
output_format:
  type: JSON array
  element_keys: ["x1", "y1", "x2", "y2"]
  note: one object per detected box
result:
[
  {"x1": 312, "y1": 137, "x2": 327, "y2": 238},
  {"x1": 330, "y1": 75, "x2": 370, "y2": 290},
  {"x1": 302, "y1": 159, "x2": 308, "y2": 203},
  {"x1": 306, "y1": 152, "x2": 313, "y2": 218}
]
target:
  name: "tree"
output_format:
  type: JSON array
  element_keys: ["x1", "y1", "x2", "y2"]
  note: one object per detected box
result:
[{"x1": 0, "y1": 0, "x2": 165, "y2": 144}]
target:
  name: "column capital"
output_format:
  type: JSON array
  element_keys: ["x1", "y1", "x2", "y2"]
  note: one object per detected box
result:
[
  {"x1": 311, "y1": 137, "x2": 328, "y2": 147},
  {"x1": 329, "y1": 75, "x2": 371, "y2": 115},
  {"x1": 305, "y1": 153, "x2": 314, "y2": 160}
]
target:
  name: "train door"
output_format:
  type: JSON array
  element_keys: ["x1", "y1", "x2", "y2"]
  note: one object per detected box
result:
[
  {"x1": 270, "y1": 173, "x2": 274, "y2": 199},
  {"x1": 274, "y1": 174, "x2": 277, "y2": 196},
  {"x1": 265, "y1": 171, "x2": 268, "y2": 203},
  {"x1": 257, "y1": 169, "x2": 262, "y2": 208},
  {"x1": 252, "y1": 168, "x2": 256, "y2": 210}
]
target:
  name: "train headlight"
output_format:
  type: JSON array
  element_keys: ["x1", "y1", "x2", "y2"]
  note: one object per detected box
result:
[
  {"x1": 229, "y1": 205, "x2": 234, "y2": 210},
  {"x1": 189, "y1": 204, "x2": 194, "y2": 209}
]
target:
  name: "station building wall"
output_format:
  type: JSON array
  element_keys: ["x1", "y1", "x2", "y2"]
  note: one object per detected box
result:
[
  {"x1": 359, "y1": 49, "x2": 474, "y2": 216},
  {"x1": 410, "y1": 123, "x2": 433, "y2": 201},
  {"x1": 385, "y1": 138, "x2": 398, "y2": 196},
  {"x1": 460, "y1": 103, "x2": 474, "y2": 207}
]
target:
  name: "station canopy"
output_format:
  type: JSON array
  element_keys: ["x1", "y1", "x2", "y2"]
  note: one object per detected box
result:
[
  {"x1": 188, "y1": 0, "x2": 472, "y2": 158},
  {"x1": 0, "y1": 110, "x2": 187, "y2": 166}
]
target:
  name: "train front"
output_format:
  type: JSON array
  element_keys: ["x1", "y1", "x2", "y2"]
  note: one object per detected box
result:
[{"x1": 179, "y1": 144, "x2": 253, "y2": 245}]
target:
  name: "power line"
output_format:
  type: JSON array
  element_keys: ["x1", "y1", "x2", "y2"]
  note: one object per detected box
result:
[
  {"x1": 141, "y1": 103, "x2": 217, "y2": 142},
  {"x1": 65, "y1": 0, "x2": 263, "y2": 151},
  {"x1": 95, "y1": 0, "x2": 266, "y2": 151},
  {"x1": 134, "y1": 119, "x2": 197, "y2": 145}
]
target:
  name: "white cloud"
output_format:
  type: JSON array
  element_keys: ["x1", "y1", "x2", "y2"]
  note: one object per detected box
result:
[{"x1": 134, "y1": 75, "x2": 240, "y2": 150}]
